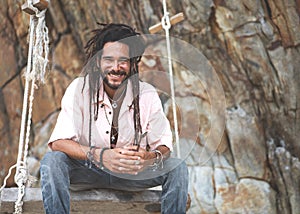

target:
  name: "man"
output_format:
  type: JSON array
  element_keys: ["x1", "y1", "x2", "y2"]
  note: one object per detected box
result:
[{"x1": 40, "y1": 23, "x2": 188, "y2": 214}]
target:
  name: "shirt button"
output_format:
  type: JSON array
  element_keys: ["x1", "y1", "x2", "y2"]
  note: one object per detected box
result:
[
  {"x1": 109, "y1": 111, "x2": 112, "y2": 114},
  {"x1": 106, "y1": 131, "x2": 109, "y2": 134}
]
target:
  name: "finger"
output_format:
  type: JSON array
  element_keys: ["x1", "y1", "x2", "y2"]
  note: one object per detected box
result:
[
  {"x1": 120, "y1": 148, "x2": 145, "y2": 158},
  {"x1": 123, "y1": 145, "x2": 141, "y2": 151},
  {"x1": 119, "y1": 160, "x2": 143, "y2": 170},
  {"x1": 119, "y1": 149, "x2": 137, "y2": 156},
  {"x1": 110, "y1": 158, "x2": 141, "y2": 170},
  {"x1": 113, "y1": 166, "x2": 140, "y2": 175},
  {"x1": 110, "y1": 158, "x2": 148, "y2": 174},
  {"x1": 120, "y1": 152, "x2": 143, "y2": 160},
  {"x1": 110, "y1": 149, "x2": 140, "y2": 160},
  {"x1": 103, "y1": 149, "x2": 144, "y2": 173},
  {"x1": 119, "y1": 158, "x2": 144, "y2": 166}
]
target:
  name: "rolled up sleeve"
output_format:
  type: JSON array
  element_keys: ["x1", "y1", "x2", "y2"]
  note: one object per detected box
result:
[
  {"x1": 48, "y1": 79, "x2": 83, "y2": 147},
  {"x1": 142, "y1": 85, "x2": 173, "y2": 151}
]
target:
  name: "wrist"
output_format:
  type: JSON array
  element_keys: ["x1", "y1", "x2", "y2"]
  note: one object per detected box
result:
[
  {"x1": 99, "y1": 147, "x2": 110, "y2": 170},
  {"x1": 86, "y1": 146, "x2": 98, "y2": 168},
  {"x1": 149, "y1": 149, "x2": 163, "y2": 171},
  {"x1": 148, "y1": 151, "x2": 157, "y2": 160}
]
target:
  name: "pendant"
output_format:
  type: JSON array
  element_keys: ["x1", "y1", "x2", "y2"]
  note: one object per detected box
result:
[
  {"x1": 111, "y1": 136, "x2": 115, "y2": 141},
  {"x1": 112, "y1": 101, "x2": 117, "y2": 109}
]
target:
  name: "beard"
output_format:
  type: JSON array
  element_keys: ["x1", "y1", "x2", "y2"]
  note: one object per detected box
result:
[{"x1": 101, "y1": 69, "x2": 129, "y2": 90}]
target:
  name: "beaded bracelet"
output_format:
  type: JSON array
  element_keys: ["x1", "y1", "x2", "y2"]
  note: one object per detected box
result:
[
  {"x1": 86, "y1": 146, "x2": 97, "y2": 168},
  {"x1": 99, "y1": 147, "x2": 110, "y2": 170}
]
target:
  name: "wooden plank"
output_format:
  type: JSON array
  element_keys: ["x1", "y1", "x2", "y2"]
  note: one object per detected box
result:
[
  {"x1": 0, "y1": 188, "x2": 161, "y2": 214},
  {"x1": 149, "y1": 12, "x2": 185, "y2": 34},
  {"x1": 21, "y1": 0, "x2": 49, "y2": 15}
]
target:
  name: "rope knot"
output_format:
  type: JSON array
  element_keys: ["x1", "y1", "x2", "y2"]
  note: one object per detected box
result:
[
  {"x1": 36, "y1": 9, "x2": 46, "y2": 18},
  {"x1": 14, "y1": 165, "x2": 28, "y2": 187},
  {"x1": 161, "y1": 12, "x2": 171, "y2": 30}
]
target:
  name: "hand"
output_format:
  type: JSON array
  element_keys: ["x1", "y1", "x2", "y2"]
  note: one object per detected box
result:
[
  {"x1": 117, "y1": 146, "x2": 156, "y2": 172},
  {"x1": 98, "y1": 147, "x2": 143, "y2": 175}
]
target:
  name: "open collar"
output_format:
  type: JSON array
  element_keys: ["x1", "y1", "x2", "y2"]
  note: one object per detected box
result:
[{"x1": 93, "y1": 78, "x2": 135, "y2": 117}]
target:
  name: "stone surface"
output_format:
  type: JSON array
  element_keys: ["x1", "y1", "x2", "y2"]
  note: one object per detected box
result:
[
  {"x1": 267, "y1": 139, "x2": 300, "y2": 214},
  {"x1": 0, "y1": 1, "x2": 299, "y2": 213},
  {"x1": 214, "y1": 179, "x2": 276, "y2": 214},
  {"x1": 0, "y1": 188, "x2": 161, "y2": 214},
  {"x1": 226, "y1": 106, "x2": 267, "y2": 179}
]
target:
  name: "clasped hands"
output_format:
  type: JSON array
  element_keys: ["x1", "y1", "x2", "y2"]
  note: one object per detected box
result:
[{"x1": 94, "y1": 146, "x2": 155, "y2": 175}]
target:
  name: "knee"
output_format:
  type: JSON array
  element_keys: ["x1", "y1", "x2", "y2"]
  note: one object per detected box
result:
[
  {"x1": 40, "y1": 151, "x2": 68, "y2": 168},
  {"x1": 40, "y1": 151, "x2": 70, "y2": 179},
  {"x1": 165, "y1": 158, "x2": 188, "y2": 178},
  {"x1": 174, "y1": 160, "x2": 188, "y2": 178}
]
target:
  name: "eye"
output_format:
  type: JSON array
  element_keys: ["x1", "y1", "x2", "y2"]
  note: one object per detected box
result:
[
  {"x1": 118, "y1": 58, "x2": 129, "y2": 65},
  {"x1": 102, "y1": 57, "x2": 114, "y2": 64},
  {"x1": 101, "y1": 57, "x2": 130, "y2": 66}
]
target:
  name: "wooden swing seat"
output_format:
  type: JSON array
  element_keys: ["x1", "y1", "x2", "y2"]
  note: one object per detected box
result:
[{"x1": 0, "y1": 187, "x2": 161, "y2": 213}]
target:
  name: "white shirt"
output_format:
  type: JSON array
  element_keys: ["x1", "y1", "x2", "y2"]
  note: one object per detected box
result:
[{"x1": 49, "y1": 77, "x2": 173, "y2": 151}]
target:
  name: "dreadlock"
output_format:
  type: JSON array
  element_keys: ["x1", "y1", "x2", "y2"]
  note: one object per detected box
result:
[{"x1": 82, "y1": 23, "x2": 145, "y2": 148}]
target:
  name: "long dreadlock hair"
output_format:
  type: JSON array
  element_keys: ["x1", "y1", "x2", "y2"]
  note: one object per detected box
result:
[{"x1": 82, "y1": 23, "x2": 146, "y2": 148}]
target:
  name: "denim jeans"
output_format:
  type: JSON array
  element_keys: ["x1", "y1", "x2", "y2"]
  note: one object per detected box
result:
[{"x1": 40, "y1": 151, "x2": 189, "y2": 214}]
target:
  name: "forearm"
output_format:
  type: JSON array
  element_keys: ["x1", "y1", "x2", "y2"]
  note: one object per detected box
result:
[
  {"x1": 50, "y1": 139, "x2": 89, "y2": 160},
  {"x1": 156, "y1": 145, "x2": 171, "y2": 159},
  {"x1": 144, "y1": 145, "x2": 170, "y2": 160}
]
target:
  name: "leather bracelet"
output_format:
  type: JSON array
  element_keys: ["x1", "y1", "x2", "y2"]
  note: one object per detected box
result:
[{"x1": 99, "y1": 147, "x2": 110, "y2": 170}]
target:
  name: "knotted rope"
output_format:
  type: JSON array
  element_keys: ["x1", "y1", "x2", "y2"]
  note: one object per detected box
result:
[
  {"x1": 0, "y1": 1, "x2": 49, "y2": 213},
  {"x1": 161, "y1": 0, "x2": 180, "y2": 158}
]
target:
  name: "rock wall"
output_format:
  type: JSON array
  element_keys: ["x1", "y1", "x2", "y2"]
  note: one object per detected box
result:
[{"x1": 0, "y1": 0, "x2": 299, "y2": 213}]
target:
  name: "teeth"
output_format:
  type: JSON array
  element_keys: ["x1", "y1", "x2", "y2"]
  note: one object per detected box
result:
[
  {"x1": 109, "y1": 73, "x2": 123, "y2": 77},
  {"x1": 111, "y1": 74, "x2": 120, "y2": 77}
]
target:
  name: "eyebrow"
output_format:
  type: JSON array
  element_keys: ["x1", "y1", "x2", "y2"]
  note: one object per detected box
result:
[{"x1": 101, "y1": 56, "x2": 130, "y2": 60}]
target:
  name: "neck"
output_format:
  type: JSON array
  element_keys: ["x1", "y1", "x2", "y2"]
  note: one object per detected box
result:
[
  {"x1": 104, "y1": 83, "x2": 126, "y2": 100},
  {"x1": 104, "y1": 84, "x2": 116, "y2": 99}
]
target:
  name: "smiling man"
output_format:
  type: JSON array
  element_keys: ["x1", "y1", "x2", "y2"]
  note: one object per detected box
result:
[
  {"x1": 100, "y1": 42, "x2": 130, "y2": 89},
  {"x1": 40, "y1": 23, "x2": 189, "y2": 214}
]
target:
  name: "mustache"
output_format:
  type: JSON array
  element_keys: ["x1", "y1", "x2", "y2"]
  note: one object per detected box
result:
[{"x1": 104, "y1": 70, "x2": 127, "y2": 76}]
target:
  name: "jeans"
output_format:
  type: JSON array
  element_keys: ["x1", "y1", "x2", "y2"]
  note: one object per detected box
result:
[{"x1": 40, "y1": 151, "x2": 189, "y2": 214}]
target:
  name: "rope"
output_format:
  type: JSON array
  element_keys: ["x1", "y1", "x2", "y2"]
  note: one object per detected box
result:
[
  {"x1": 0, "y1": 1, "x2": 49, "y2": 213},
  {"x1": 161, "y1": 0, "x2": 180, "y2": 158}
]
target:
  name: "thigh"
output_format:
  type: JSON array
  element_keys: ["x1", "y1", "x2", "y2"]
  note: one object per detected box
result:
[
  {"x1": 108, "y1": 158, "x2": 185, "y2": 191},
  {"x1": 109, "y1": 175, "x2": 162, "y2": 191},
  {"x1": 41, "y1": 151, "x2": 113, "y2": 191},
  {"x1": 69, "y1": 162, "x2": 112, "y2": 191}
]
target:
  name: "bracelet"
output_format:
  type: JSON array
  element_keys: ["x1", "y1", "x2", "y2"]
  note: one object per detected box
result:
[
  {"x1": 150, "y1": 149, "x2": 164, "y2": 171},
  {"x1": 154, "y1": 150, "x2": 162, "y2": 161},
  {"x1": 99, "y1": 147, "x2": 110, "y2": 170},
  {"x1": 86, "y1": 146, "x2": 97, "y2": 168}
]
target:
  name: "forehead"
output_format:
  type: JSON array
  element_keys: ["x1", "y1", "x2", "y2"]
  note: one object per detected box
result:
[{"x1": 102, "y1": 42, "x2": 129, "y2": 57}]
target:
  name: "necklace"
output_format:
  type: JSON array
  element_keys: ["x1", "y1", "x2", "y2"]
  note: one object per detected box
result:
[
  {"x1": 110, "y1": 125, "x2": 118, "y2": 147},
  {"x1": 107, "y1": 89, "x2": 126, "y2": 109},
  {"x1": 103, "y1": 105, "x2": 119, "y2": 147},
  {"x1": 103, "y1": 105, "x2": 118, "y2": 128},
  {"x1": 103, "y1": 86, "x2": 124, "y2": 146}
]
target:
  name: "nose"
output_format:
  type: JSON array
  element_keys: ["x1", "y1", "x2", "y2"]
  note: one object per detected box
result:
[{"x1": 112, "y1": 60, "x2": 120, "y2": 71}]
